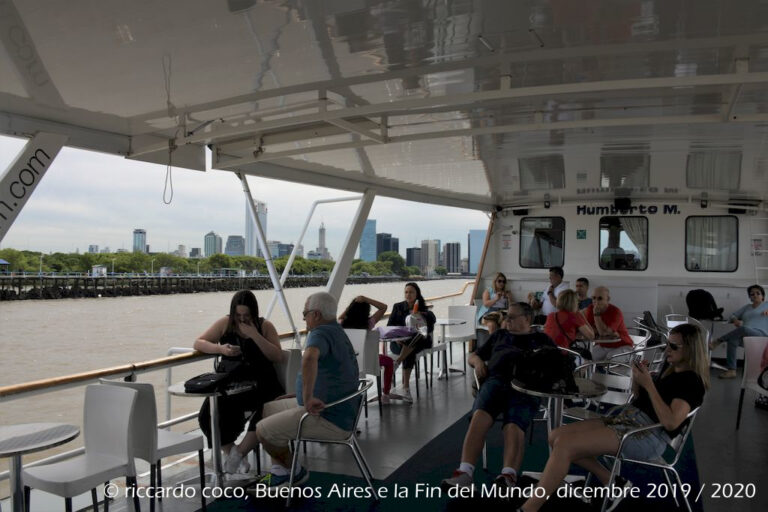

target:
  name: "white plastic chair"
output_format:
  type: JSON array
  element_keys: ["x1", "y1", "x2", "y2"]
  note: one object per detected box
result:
[
  {"x1": 344, "y1": 328, "x2": 382, "y2": 416},
  {"x1": 22, "y1": 384, "x2": 139, "y2": 512},
  {"x1": 444, "y1": 305, "x2": 477, "y2": 373},
  {"x1": 275, "y1": 348, "x2": 302, "y2": 395},
  {"x1": 563, "y1": 361, "x2": 634, "y2": 421},
  {"x1": 287, "y1": 379, "x2": 377, "y2": 507},
  {"x1": 736, "y1": 337, "x2": 768, "y2": 429},
  {"x1": 99, "y1": 380, "x2": 206, "y2": 512}
]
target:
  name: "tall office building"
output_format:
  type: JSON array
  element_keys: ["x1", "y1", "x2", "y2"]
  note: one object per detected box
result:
[
  {"x1": 359, "y1": 219, "x2": 376, "y2": 261},
  {"x1": 190, "y1": 248, "x2": 202, "y2": 258},
  {"x1": 444, "y1": 242, "x2": 461, "y2": 273},
  {"x1": 204, "y1": 231, "x2": 222, "y2": 257},
  {"x1": 88, "y1": 245, "x2": 99, "y2": 253},
  {"x1": 468, "y1": 229, "x2": 486, "y2": 274},
  {"x1": 406, "y1": 247, "x2": 421, "y2": 268},
  {"x1": 391, "y1": 237, "x2": 399, "y2": 254},
  {"x1": 176, "y1": 245, "x2": 188, "y2": 258},
  {"x1": 225, "y1": 235, "x2": 246, "y2": 256},
  {"x1": 376, "y1": 233, "x2": 392, "y2": 256},
  {"x1": 318, "y1": 222, "x2": 330, "y2": 260},
  {"x1": 245, "y1": 199, "x2": 267, "y2": 257},
  {"x1": 132, "y1": 229, "x2": 146, "y2": 253},
  {"x1": 420, "y1": 239, "x2": 440, "y2": 275}
]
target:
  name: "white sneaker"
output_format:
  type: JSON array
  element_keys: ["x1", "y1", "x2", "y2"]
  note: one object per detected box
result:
[
  {"x1": 391, "y1": 386, "x2": 413, "y2": 403},
  {"x1": 224, "y1": 448, "x2": 250, "y2": 474}
]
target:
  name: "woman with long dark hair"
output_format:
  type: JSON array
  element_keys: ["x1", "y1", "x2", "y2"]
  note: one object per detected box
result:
[
  {"x1": 193, "y1": 290, "x2": 284, "y2": 473},
  {"x1": 339, "y1": 295, "x2": 397, "y2": 404},
  {"x1": 519, "y1": 323, "x2": 709, "y2": 512},
  {"x1": 386, "y1": 282, "x2": 436, "y2": 403}
]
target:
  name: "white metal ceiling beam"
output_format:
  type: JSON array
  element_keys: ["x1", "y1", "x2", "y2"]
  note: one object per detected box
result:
[
  {"x1": 132, "y1": 70, "x2": 768, "y2": 157},
  {"x1": 130, "y1": 33, "x2": 768, "y2": 124},
  {"x1": 214, "y1": 112, "x2": 768, "y2": 170},
  {"x1": 325, "y1": 117, "x2": 386, "y2": 144},
  {"x1": 229, "y1": 161, "x2": 493, "y2": 212}
]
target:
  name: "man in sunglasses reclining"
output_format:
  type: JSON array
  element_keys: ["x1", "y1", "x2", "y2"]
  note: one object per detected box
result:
[{"x1": 441, "y1": 302, "x2": 555, "y2": 493}]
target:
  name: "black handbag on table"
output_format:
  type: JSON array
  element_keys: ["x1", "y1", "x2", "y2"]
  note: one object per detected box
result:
[{"x1": 184, "y1": 354, "x2": 250, "y2": 393}]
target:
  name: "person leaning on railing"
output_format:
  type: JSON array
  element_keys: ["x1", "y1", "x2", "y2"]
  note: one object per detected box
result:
[
  {"x1": 193, "y1": 289, "x2": 285, "y2": 474},
  {"x1": 518, "y1": 323, "x2": 709, "y2": 512}
]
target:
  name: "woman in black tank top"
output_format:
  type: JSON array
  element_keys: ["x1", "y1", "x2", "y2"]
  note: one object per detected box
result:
[{"x1": 193, "y1": 290, "x2": 284, "y2": 471}]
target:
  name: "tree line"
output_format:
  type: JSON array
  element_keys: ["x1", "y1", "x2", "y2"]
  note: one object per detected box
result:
[{"x1": 0, "y1": 248, "x2": 443, "y2": 277}]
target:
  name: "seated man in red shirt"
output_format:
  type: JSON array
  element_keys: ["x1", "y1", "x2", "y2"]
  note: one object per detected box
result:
[{"x1": 584, "y1": 286, "x2": 633, "y2": 363}]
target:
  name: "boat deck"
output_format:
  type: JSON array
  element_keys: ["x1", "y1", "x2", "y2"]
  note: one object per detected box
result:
[{"x1": 9, "y1": 363, "x2": 768, "y2": 512}]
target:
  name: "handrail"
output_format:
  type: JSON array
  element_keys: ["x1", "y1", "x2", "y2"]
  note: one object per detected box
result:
[{"x1": 0, "y1": 282, "x2": 473, "y2": 403}]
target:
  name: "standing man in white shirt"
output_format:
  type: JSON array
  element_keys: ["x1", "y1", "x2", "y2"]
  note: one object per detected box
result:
[{"x1": 529, "y1": 266, "x2": 568, "y2": 323}]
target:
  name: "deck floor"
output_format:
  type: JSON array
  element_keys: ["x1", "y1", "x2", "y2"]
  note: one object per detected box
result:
[{"x1": 8, "y1": 362, "x2": 768, "y2": 512}]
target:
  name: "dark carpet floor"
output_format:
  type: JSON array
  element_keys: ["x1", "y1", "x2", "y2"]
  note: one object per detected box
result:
[{"x1": 200, "y1": 413, "x2": 702, "y2": 512}]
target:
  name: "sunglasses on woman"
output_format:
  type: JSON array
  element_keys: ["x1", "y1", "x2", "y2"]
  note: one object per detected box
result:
[{"x1": 666, "y1": 341, "x2": 681, "y2": 351}]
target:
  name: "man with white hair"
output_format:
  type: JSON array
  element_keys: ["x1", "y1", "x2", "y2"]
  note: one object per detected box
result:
[{"x1": 229, "y1": 291, "x2": 359, "y2": 486}]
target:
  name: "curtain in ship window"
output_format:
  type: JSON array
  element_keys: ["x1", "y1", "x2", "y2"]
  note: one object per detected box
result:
[
  {"x1": 686, "y1": 216, "x2": 738, "y2": 271},
  {"x1": 686, "y1": 152, "x2": 741, "y2": 190},
  {"x1": 620, "y1": 217, "x2": 648, "y2": 268}
]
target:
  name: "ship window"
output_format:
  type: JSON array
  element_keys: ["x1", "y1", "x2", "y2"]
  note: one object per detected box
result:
[
  {"x1": 518, "y1": 155, "x2": 565, "y2": 191},
  {"x1": 520, "y1": 217, "x2": 565, "y2": 268},
  {"x1": 599, "y1": 216, "x2": 648, "y2": 270},
  {"x1": 600, "y1": 149, "x2": 650, "y2": 188},
  {"x1": 686, "y1": 151, "x2": 741, "y2": 190},
  {"x1": 685, "y1": 216, "x2": 738, "y2": 272}
]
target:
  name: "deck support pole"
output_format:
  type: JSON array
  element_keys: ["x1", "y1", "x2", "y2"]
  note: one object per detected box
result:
[
  {"x1": 325, "y1": 189, "x2": 376, "y2": 302},
  {"x1": 237, "y1": 173, "x2": 301, "y2": 346},
  {"x1": 0, "y1": 132, "x2": 68, "y2": 242}
]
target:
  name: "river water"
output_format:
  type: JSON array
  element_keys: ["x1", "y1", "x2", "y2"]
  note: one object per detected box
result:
[{"x1": 0, "y1": 279, "x2": 472, "y2": 488}]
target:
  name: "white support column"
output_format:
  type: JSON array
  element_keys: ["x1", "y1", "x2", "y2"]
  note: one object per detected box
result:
[
  {"x1": 237, "y1": 173, "x2": 301, "y2": 347},
  {"x1": 325, "y1": 189, "x2": 376, "y2": 301},
  {"x1": 0, "y1": 132, "x2": 68, "y2": 242},
  {"x1": 264, "y1": 195, "x2": 363, "y2": 319}
]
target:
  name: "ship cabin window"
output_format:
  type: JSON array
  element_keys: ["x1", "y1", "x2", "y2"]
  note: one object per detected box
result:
[
  {"x1": 685, "y1": 216, "x2": 738, "y2": 272},
  {"x1": 520, "y1": 217, "x2": 565, "y2": 268},
  {"x1": 518, "y1": 155, "x2": 565, "y2": 190},
  {"x1": 599, "y1": 216, "x2": 648, "y2": 270},
  {"x1": 686, "y1": 151, "x2": 741, "y2": 190}
]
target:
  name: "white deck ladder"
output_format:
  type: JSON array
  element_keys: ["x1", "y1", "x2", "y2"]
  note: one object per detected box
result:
[{"x1": 750, "y1": 216, "x2": 768, "y2": 286}]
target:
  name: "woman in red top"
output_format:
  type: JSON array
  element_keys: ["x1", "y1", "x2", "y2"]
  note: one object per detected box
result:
[{"x1": 543, "y1": 289, "x2": 594, "y2": 349}]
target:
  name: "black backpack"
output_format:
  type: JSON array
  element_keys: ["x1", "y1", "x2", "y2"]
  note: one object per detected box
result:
[
  {"x1": 642, "y1": 310, "x2": 665, "y2": 347},
  {"x1": 686, "y1": 289, "x2": 724, "y2": 321},
  {"x1": 512, "y1": 346, "x2": 578, "y2": 394}
]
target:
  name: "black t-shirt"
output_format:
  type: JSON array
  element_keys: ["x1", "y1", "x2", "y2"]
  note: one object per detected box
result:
[
  {"x1": 633, "y1": 370, "x2": 705, "y2": 438},
  {"x1": 475, "y1": 329, "x2": 555, "y2": 382},
  {"x1": 387, "y1": 301, "x2": 436, "y2": 336}
]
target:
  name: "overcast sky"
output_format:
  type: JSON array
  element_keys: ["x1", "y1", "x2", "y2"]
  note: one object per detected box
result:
[{"x1": 1, "y1": 135, "x2": 488, "y2": 259}]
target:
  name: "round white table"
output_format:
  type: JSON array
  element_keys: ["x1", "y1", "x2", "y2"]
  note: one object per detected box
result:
[
  {"x1": 0, "y1": 423, "x2": 80, "y2": 512},
  {"x1": 435, "y1": 318, "x2": 467, "y2": 378},
  {"x1": 168, "y1": 381, "x2": 257, "y2": 485}
]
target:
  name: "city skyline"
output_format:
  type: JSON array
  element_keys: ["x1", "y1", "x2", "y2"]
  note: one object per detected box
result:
[{"x1": 0, "y1": 135, "x2": 488, "y2": 259}]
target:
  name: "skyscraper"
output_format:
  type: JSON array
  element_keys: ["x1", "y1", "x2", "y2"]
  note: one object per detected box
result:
[
  {"x1": 391, "y1": 237, "x2": 399, "y2": 255},
  {"x1": 204, "y1": 231, "x2": 222, "y2": 257},
  {"x1": 359, "y1": 219, "x2": 376, "y2": 261},
  {"x1": 245, "y1": 199, "x2": 267, "y2": 257},
  {"x1": 88, "y1": 245, "x2": 98, "y2": 253},
  {"x1": 444, "y1": 242, "x2": 461, "y2": 273},
  {"x1": 132, "y1": 229, "x2": 146, "y2": 253},
  {"x1": 318, "y1": 222, "x2": 330, "y2": 260},
  {"x1": 376, "y1": 233, "x2": 392, "y2": 256},
  {"x1": 420, "y1": 239, "x2": 440, "y2": 275},
  {"x1": 406, "y1": 247, "x2": 421, "y2": 268},
  {"x1": 468, "y1": 229, "x2": 486, "y2": 274},
  {"x1": 225, "y1": 235, "x2": 245, "y2": 256}
]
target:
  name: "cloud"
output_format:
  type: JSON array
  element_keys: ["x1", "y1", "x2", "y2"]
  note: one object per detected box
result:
[{"x1": 1, "y1": 136, "x2": 488, "y2": 257}]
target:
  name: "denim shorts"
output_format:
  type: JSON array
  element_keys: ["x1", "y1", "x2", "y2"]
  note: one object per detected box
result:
[
  {"x1": 603, "y1": 405, "x2": 671, "y2": 460},
  {"x1": 473, "y1": 376, "x2": 540, "y2": 432}
]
